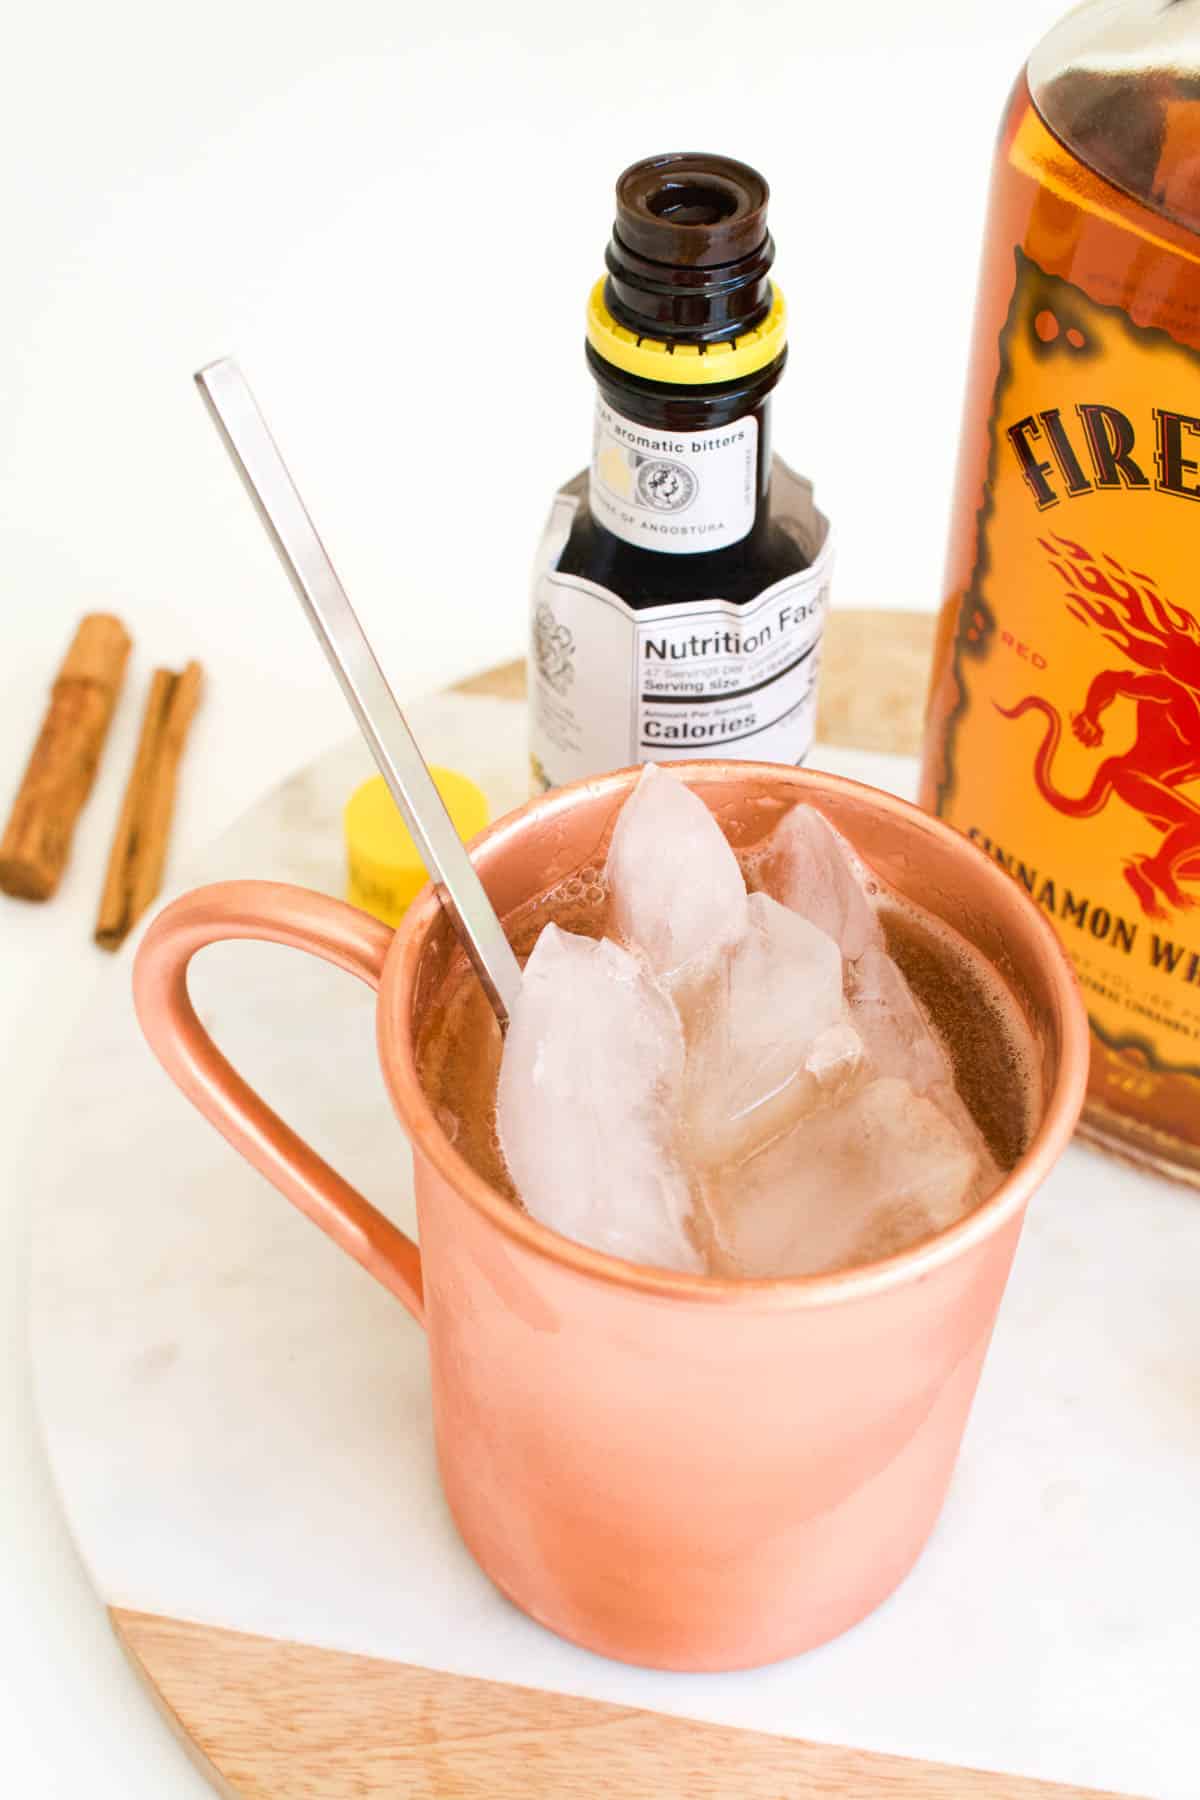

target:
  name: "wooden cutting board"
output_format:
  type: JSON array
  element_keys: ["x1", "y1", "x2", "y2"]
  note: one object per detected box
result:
[
  {"x1": 112, "y1": 1609, "x2": 1125, "y2": 1799},
  {"x1": 42, "y1": 609, "x2": 1143, "y2": 1799}
]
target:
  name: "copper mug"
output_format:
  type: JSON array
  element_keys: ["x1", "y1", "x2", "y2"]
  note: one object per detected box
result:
[{"x1": 133, "y1": 763, "x2": 1087, "y2": 1672}]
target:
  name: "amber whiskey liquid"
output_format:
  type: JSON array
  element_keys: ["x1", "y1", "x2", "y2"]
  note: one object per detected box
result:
[{"x1": 921, "y1": 34, "x2": 1200, "y2": 1184}]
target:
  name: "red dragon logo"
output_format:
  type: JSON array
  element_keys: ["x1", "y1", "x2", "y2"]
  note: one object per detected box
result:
[{"x1": 996, "y1": 533, "x2": 1200, "y2": 920}]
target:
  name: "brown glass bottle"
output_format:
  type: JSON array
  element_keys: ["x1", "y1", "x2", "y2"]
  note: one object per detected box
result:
[
  {"x1": 530, "y1": 153, "x2": 833, "y2": 792},
  {"x1": 555, "y1": 358, "x2": 802, "y2": 607}
]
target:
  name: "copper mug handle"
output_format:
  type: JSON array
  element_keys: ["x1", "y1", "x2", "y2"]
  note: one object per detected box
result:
[{"x1": 133, "y1": 880, "x2": 424, "y2": 1325}]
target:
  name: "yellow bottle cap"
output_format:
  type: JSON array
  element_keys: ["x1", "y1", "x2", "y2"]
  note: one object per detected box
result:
[{"x1": 344, "y1": 767, "x2": 490, "y2": 927}]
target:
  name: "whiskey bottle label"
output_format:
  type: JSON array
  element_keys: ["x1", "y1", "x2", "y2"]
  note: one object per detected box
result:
[
  {"x1": 530, "y1": 461, "x2": 833, "y2": 792},
  {"x1": 932, "y1": 248, "x2": 1200, "y2": 1080},
  {"x1": 588, "y1": 396, "x2": 759, "y2": 553}
]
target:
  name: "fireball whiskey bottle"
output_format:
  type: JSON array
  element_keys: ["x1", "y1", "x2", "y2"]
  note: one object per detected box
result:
[
  {"x1": 530, "y1": 153, "x2": 833, "y2": 793},
  {"x1": 921, "y1": 1, "x2": 1200, "y2": 1181}
]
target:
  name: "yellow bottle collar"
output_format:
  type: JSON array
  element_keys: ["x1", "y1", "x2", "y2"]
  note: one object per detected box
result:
[{"x1": 586, "y1": 278, "x2": 787, "y2": 387}]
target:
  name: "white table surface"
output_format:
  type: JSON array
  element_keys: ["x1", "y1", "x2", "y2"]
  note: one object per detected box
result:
[{"x1": 2, "y1": 2, "x2": 1072, "y2": 1794}]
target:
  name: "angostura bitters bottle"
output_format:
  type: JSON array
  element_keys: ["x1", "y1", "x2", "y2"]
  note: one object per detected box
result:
[
  {"x1": 530, "y1": 152, "x2": 833, "y2": 793},
  {"x1": 920, "y1": 1, "x2": 1200, "y2": 1181}
]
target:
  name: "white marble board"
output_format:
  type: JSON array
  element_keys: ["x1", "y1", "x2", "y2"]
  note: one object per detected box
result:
[{"x1": 29, "y1": 691, "x2": 1200, "y2": 1800}]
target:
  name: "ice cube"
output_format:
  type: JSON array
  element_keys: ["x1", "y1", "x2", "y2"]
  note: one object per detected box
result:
[
  {"x1": 496, "y1": 922, "x2": 699, "y2": 1272},
  {"x1": 606, "y1": 763, "x2": 747, "y2": 981},
  {"x1": 681, "y1": 892, "x2": 862, "y2": 1168},
  {"x1": 753, "y1": 803, "x2": 883, "y2": 961},
  {"x1": 759, "y1": 802, "x2": 979, "y2": 1144},
  {"x1": 848, "y1": 943, "x2": 950, "y2": 1095},
  {"x1": 848, "y1": 945, "x2": 999, "y2": 1177},
  {"x1": 702, "y1": 1076, "x2": 980, "y2": 1279}
]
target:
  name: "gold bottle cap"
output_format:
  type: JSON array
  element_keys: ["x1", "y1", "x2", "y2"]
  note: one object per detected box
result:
[{"x1": 344, "y1": 767, "x2": 490, "y2": 927}]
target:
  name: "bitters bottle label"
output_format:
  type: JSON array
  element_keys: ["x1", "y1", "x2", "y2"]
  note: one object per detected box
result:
[
  {"x1": 530, "y1": 461, "x2": 833, "y2": 792},
  {"x1": 935, "y1": 248, "x2": 1200, "y2": 1079},
  {"x1": 589, "y1": 397, "x2": 759, "y2": 554}
]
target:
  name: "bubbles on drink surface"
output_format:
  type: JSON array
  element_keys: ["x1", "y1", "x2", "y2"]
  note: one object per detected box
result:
[
  {"x1": 417, "y1": 766, "x2": 1039, "y2": 1278},
  {"x1": 559, "y1": 865, "x2": 609, "y2": 912}
]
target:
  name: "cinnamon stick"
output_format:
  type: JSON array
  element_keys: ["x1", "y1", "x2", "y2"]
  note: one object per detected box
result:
[
  {"x1": 95, "y1": 661, "x2": 203, "y2": 950},
  {"x1": 0, "y1": 613, "x2": 132, "y2": 900}
]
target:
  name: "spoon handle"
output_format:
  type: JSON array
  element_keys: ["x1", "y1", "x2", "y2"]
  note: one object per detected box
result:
[{"x1": 195, "y1": 357, "x2": 523, "y2": 1026}]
